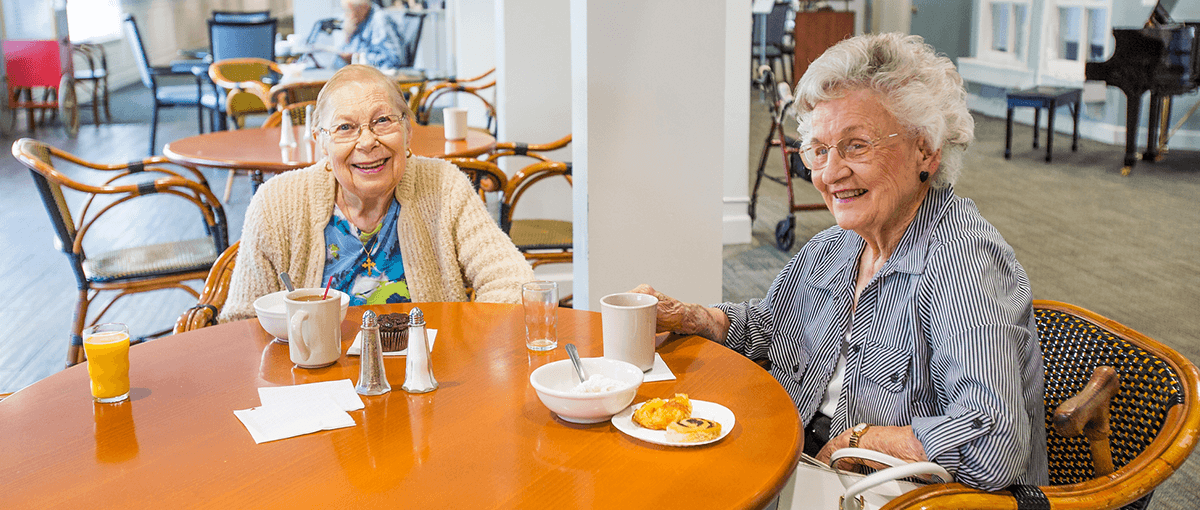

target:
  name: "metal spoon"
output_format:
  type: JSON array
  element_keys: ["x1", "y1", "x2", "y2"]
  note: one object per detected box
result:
[
  {"x1": 565, "y1": 343, "x2": 587, "y2": 384},
  {"x1": 279, "y1": 272, "x2": 295, "y2": 292}
]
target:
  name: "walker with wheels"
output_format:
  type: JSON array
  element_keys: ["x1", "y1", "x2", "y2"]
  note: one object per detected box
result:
[{"x1": 748, "y1": 66, "x2": 824, "y2": 251}]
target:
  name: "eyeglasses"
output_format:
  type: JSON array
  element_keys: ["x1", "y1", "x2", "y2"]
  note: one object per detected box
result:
[
  {"x1": 799, "y1": 133, "x2": 902, "y2": 170},
  {"x1": 320, "y1": 114, "x2": 405, "y2": 144}
]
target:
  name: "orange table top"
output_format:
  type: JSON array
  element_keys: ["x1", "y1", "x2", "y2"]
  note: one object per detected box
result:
[
  {"x1": 0, "y1": 303, "x2": 802, "y2": 509},
  {"x1": 163, "y1": 124, "x2": 496, "y2": 172}
]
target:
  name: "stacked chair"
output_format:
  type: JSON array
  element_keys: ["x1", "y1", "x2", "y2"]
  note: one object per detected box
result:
[{"x1": 13, "y1": 139, "x2": 228, "y2": 366}]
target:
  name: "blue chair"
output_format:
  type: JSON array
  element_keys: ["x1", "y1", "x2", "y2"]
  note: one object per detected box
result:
[
  {"x1": 205, "y1": 18, "x2": 278, "y2": 130},
  {"x1": 396, "y1": 12, "x2": 426, "y2": 68},
  {"x1": 122, "y1": 14, "x2": 218, "y2": 155},
  {"x1": 212, "y1": 10, "x2": 272, "y2": 23}
]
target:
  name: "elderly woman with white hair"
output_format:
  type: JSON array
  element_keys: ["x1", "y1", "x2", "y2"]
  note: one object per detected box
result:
[{"x1": 634, "y1": 33, "x2": 1047, "y2": 490}]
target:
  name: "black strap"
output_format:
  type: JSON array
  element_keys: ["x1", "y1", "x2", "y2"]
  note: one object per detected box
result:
[
  {"x1": 512, "y1": 142, "x2": 529, "y2": 156},
  {"x1": 1008, "y1": 484, "x2": 1050, "y2": 510},
  {"x1": 564, "y1": 162, "x2": 573, "y2": 176},
  {"x1": 127, "y1": 161, "x2": 145, "y2": 173},
  {"x1": 136, "y1": 181, "x2": 157, "y2": 195},
  {"x1": 189, "y1": 304, "x2": 220, "y2": 326}
]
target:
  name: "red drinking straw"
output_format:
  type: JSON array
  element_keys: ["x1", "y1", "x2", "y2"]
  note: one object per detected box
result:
[{"x1": 322, "y1": 275, "x2": 334, "y2": 300}]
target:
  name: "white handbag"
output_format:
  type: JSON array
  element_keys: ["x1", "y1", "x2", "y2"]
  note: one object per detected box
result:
[{"x1": 775, "y1": 449, "x2": 952, "y2": 510}]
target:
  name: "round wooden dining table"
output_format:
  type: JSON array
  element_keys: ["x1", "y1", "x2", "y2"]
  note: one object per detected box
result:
[{"x1": 0, "y1": 303, "x2": 802, "y2": 509}]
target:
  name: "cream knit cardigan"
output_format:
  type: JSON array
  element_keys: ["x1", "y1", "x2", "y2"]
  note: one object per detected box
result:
[{"x1": 220, "y1": 156, "x2": 534, "y2": 322}]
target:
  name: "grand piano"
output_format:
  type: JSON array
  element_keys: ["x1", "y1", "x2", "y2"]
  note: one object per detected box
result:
[{"x1": 1085, "y1": 1, "x2": 1200, "y2": 175}]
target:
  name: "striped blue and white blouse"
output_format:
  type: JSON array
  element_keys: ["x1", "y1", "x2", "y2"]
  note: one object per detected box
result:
[{"x1": 717, "y1": 185, "x2": 1048, "y2": 491}]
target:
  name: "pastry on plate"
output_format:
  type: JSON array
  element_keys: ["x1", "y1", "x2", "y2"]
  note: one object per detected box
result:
[
  {"x1": 665, "y1": 417, "x2": 722, "y2": 443},
  {"x1": 632, "y1": 393, "x2": 692, "y2": 430}
]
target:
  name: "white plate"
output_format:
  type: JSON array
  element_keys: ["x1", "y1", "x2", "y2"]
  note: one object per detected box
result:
[{"x1": 611, "y1": 399, "x2": 734, "y2": 447}]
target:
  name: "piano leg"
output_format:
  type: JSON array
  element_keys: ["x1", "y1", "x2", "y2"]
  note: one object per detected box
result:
[
  {"x1": 1071, "y1": 101, "x2": 1080, "y2": 152},
  {"x1": 1005, "y1": 106, "x2": 1014, "y2": 159},
  {"x1": 1145, "y1": 92, "x2": 1165, "y2": 163},
  {"x1": 1120, "y1": 87, "x2": 1144, "y2": 176}
]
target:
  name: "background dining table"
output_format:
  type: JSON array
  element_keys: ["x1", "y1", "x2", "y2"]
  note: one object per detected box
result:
[{"x1": 0, "y1": 303, "x2": 802, "y2": 509}]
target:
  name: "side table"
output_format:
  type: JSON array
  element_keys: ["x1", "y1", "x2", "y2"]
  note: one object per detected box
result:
[{"x1": 1005, "y1": 86, "x2": 1082, "y2": 162}]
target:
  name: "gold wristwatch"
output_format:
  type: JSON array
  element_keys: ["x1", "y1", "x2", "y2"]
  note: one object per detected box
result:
[{"x1": 848, "y1": 423, "x2": 872, "y2": 448}]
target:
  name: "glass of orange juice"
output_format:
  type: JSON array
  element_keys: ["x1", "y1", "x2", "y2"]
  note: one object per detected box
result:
[{"x1": 83, "y1": 323, "x2": 130, "y2": 403}]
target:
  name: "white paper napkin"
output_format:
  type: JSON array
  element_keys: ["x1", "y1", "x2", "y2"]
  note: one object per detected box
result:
[
  {"x1": 234, "y1": 397, "x2": 355, "y2": 444},
  {"x1": 643, "y1": 353, "x2": 677, "y2": 382},
  {"x1": 346, "y1": 329, "x2": 438, "y2": 356},
  {"x1": 258, "y1": 379, "x2": 365, "y2": 412}
]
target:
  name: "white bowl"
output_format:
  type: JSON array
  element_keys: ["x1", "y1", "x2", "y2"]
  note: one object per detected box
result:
[
  {"x1": 530, "y1": 357, "x2": 644, "y2": 424},
  {"x1": 253, "y1": 288, "x2": 349, "y2": 341}
]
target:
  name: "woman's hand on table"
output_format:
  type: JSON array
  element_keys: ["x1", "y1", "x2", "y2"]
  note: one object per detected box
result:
[
  {"x1": 816, "y1": 424, "x2": 929, "y2": 471},
  {"x1": 630, "y1": 284, "x2": 729, "y2": 345}
]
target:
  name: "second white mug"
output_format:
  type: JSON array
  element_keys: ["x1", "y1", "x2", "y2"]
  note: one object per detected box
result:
[
  {"x1": 600, "y1": 293, "x2": 658, "y2": 372},
  {"x1": 285, "y1": 289, "x2": 344, "y2": 368}
]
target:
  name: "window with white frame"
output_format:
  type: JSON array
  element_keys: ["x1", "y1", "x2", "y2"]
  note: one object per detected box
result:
[
  {"x1": 979, "y1": 0, "x2": 1031, "y2": 66},
  {"x1": 66, "y1": 0, "x2": 123, "y2": 42},
  {"x1": 1043, "y1": 0, "x2": 1110, "y2": 80}
]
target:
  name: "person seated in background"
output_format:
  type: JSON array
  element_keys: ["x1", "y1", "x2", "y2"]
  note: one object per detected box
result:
[
  {"x1": 339, "y1": 0, "x2": 407, "y2": 69},
  {"x1": 633, "y1": 33, "x2": 1048, "y2": 491},
  {"x1": 220, "y1": 65, "x2": 532, "y2": 322}
]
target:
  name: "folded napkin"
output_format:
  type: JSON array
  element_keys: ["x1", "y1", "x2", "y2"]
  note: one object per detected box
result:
[
  {"x1": 346, "y1": 329, "x2": 438, "y2": 356},
  {"x1": 643, "y1": 353, "x2": 677, "y2": 382},
  {"x1": 233, "y1": 379, "x2": 363, "y2": 444}
]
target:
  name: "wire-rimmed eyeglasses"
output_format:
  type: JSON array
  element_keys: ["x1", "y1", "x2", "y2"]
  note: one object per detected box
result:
[
  {"x1": 319, "y1": 114, "x2": 405, "y2": 144},
  {"x1": 799, "y1": 133, "x2": 902, "y2": 170}
]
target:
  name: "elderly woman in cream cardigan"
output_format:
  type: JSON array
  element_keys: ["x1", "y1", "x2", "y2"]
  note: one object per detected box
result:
[{"x1": 220, "y1": 65, "x2": 531, "y2": 322}]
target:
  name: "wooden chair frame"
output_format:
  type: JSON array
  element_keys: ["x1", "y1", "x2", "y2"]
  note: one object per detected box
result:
[
  {"x1": 883, "y1": 300, "x2": 1200, "y2": 510},
  {"x1": 13, "y1": 138, "x2": 229, "y2": 366},
  {"x1": 262, "y1": 101, "x2": 317, "y2": 128},
  {"x1": 71, "y1": 42, "x2": 110, "y2": 125},
  {"x1": 414, "y1": 68, "x2": 497, "y2": 136},
  {"x1": 482, "y1": 135, "x2": 573, "y2": 269},
  {"x1": 175, "y1": 241, "x2": 239, "y2": 334}
]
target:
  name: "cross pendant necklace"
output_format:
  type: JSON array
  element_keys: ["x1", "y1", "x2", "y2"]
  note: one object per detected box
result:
[{"x1": 360, "y1": 227, "x2": 381, "y2": 278}]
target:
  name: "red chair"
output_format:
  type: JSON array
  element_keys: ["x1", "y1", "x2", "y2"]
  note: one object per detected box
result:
[{"x1": 3, "y1": 39, "x2": 79, "y2": 135}]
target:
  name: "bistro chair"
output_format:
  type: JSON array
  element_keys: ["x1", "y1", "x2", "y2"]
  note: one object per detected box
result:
[
  {"x1": 485, "y1": 135, "x2": 573, "y2": 269},
  {"x1": 751, "y1": 1, "x2": 794, "y2": 86},
  {"x1": 14, "y1": 138, "x2": 229, "y2": 367},
  {"x1": 262, "y1": 101, "x2": 316, "y2": 128},
  {"x1": 884, "y1": 300, "x2": 1200, "y2": 510},
  {"x1": 268, "y1": 80, "x2": 324, "y2": 110},
  {"x1": 446, "y1": 158, "x2": 508, "y2": 202},
  {"x1": 414, "y1": 68, "x2": 497, "y2": 136},
  {"x1": 174, "y1": 241, "x2": 239, "y2": 334},
  {"x1": 122, "y1": 14, "x2": 214, "y2": 155},
  {"x1": 208, "y1": 58, "x2": 279, "y2": 129},
  {"x1": 211, "y1": 10, "x2": 272, "y2": 23},
  {"x1": 71, "y1": 42, "x2": 110, "y2": 125},
  {"x1": 204, "y1": 17, "x2": 278, "y2": 130}
]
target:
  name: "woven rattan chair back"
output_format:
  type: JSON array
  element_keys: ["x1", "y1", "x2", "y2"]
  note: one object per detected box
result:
[
  {"x1": 262, "y1": 101, "x2": 316, "y2": 128},
  {"x1": 269, "y1": 81, "x2": 324, "y2": 110},
  {"x1": 882, "y1": 300, "x2": 1200, "y2": 510},
  {"x1": 14, "y1": 138, "x2": 229, "y2": 367},
  {"x1": 1038, "y1": 306, "x2": 1183, "y2": 486}
]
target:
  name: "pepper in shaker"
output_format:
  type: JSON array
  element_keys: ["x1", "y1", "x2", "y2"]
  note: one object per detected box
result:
[{"x1": 356, "y1": 310, "x2": 391, "y2": 395}]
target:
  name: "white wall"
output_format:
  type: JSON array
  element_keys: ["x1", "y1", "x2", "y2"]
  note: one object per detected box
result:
[
  {"x1": 724, "y1": 0, "x2": 751, "y2": 245},
  {"x1": 571, "y1": 0, "x2": 728, "y2": 310}
]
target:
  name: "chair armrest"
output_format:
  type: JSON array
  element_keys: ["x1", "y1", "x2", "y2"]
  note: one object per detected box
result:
[{"x1": 175, "y1": 241, "x2": 240, "y2": 334}]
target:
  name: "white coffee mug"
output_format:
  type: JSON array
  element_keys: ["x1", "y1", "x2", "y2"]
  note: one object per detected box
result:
[
  {"x1": 443, "y1": 107, "x2": 468, "y2": 141},
  {"x1": 285, "y1": 289, "x2": 344, "y2": 368},
  {"x1": 601, "y1": 293, "x2": 659, "y2": 372}
]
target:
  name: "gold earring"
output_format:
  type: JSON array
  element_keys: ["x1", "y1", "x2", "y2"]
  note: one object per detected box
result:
[
  {"x1": 324, "y1": 161, "x2": 333, "y2": 172},
  {"x1": 406, "y1": 148, "x2": 413, "y2": 158}
]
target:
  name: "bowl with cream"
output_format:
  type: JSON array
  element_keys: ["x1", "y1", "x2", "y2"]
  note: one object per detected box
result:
[{"x1": 529, "y1": 357, "x2": 644, "y2": 424}]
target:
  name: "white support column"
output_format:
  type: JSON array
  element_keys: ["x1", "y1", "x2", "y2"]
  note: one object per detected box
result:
[
  {"x1": 495, "y1": 0, "x2": 574, "y2": 292},
  {"x1": 570, "y1": 0, "x2": 728, "y2": 310},
  {"x1": 724, "y1": 0, "x2": 752, "y2": 245}
]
